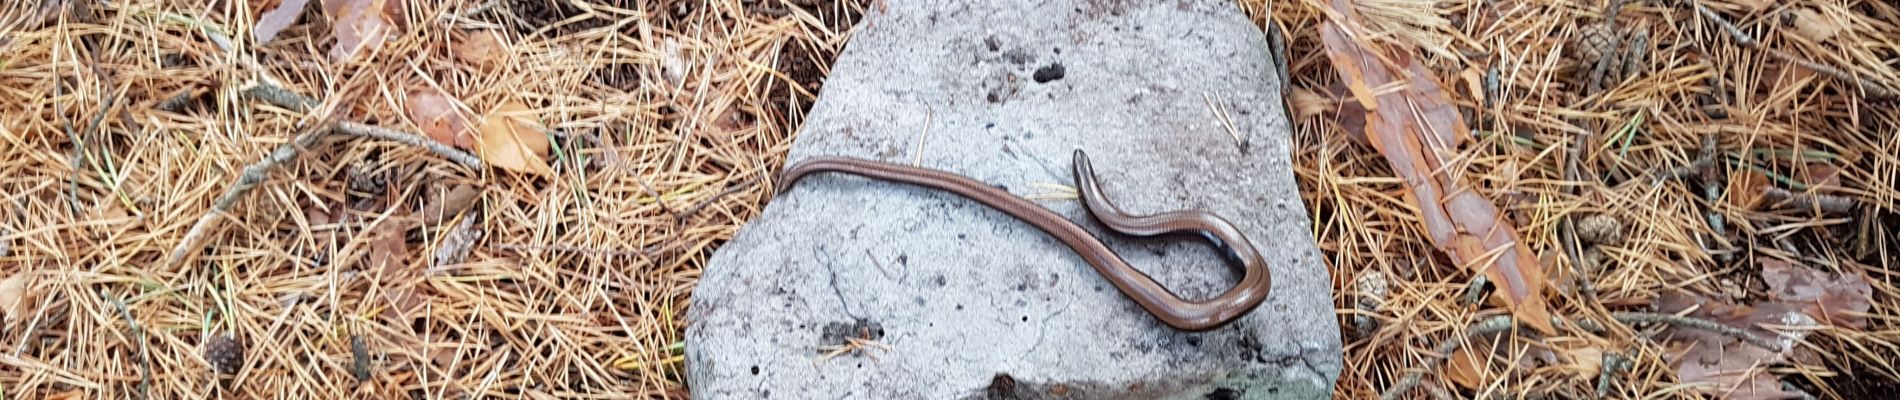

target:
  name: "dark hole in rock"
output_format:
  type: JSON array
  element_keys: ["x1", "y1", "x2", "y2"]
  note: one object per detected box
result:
[
  {"x1": 750, "y1": 366, "x2": 760, "y2": 375},
  {"x1": 1205, "y1": 387, "x2": 1241, "y2": 400},
  {"x1": 1033, "y1": 62, "x2": 1066, "y2": 83}
]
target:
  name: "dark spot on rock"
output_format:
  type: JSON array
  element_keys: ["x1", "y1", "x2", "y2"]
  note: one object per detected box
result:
[
  {"x1": 1185, "y1": 336, "x2": 1202, "y2": 346},
  {"x1": 1053, "y1": 47, "x2": 1061, "y2": 54},
  {"x1": 1094, "y1": 285, "x2": 1103, "y2": 292},
  {"x1": 957, "y1": 233, "x2": 968, "y2": 240},
  {"x1": 1021, "y1": 316, "x2": 1029, "y2": 322},
  {"x1": 985, "y1": 36, "x2": 1001, "y2": 52},
  {"x1": 914, "y1": 297, "x2": 926, "y2": 306},
  {"x1": 1033, "y1": 63, "x2": 1065, "y2": 83},
  {"x1": 987, "y1": 92, "x2": 1002, "y2": 103},
  {"x1": 932, "y1": 275, "x2": 948, "y2": 287},
  {"x1": 956, "y1": 304, "x2": 964, "y2": 310},
  {"x1": 1205, "y1": 387, "x2": 1241, "y2": 400},
  {"x1": 1004, "y1": 49, "x2": 1033, "y2": 64},
  {"x1": 1023, "y1": 132, "x2": 1033, "y2": 139},
  {"x1": 985, "y1": 122, "x2": 995, "y2": 129},
  {"x1": 897, "y1": 254, "x2": 909, "y2": 265},
  {"x1": 751, "y1": 365, "x2": 760, "y2": 375}
]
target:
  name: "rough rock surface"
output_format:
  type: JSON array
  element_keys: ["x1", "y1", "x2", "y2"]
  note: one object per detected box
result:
[{"x1": 686, "y1": 0, "x2": 1341, "y2": 398}]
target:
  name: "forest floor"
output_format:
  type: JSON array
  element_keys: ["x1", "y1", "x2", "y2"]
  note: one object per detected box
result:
[{"x1": 0, "y1": 0, "x2": 1895, "y2": 398}]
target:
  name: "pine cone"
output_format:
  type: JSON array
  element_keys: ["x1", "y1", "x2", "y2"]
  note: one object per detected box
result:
[
  {"x1": 1573, "y1": 24, "x2": 1619, "y2": 77},
  {"x1": 1576, "y1": 214, "x2": 1625, "y2": 246},
  {"x1": 204, "y1": 333, "x2": 245, "y2": 375}
]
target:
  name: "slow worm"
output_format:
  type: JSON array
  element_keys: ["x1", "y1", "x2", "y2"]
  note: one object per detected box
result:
[{"x1": 778, "y1": 150, "x2": 1273, "y2": 331}]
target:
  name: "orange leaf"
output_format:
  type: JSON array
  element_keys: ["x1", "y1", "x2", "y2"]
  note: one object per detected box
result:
[
  {"x1": 404, "y1": 87, "x2": 474, "y2": 149},
  {"x1": 476, "y1": 102, "x2": 554, "y2": 176},
  {"x1": 253, "y1": 0, "x2": 311, "y2": 43},
  {"x1": 454, "y1": 30, "x2": 508, "y2": 69},
  {"x1": 1727, "y1": 169, "x2": 1770, "y2": 210},
  {"x1": 323, "y1": 0, "x2": 393, "y2": 63}
]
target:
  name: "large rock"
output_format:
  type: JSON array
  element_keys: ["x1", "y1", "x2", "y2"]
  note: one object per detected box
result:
[{"x1": 685, "y1": 0, "x2": 1340, "y2": 398}]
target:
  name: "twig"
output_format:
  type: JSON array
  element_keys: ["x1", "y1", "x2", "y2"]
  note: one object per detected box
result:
[
  {"x1": 674, "y1": 177, "x2": 758, "y2": 226},
  {"x1": 1694, "y1": 134, "x2": 1728, "y2": 261},
  {"x1": 494, "y1": 243, "x2": 666, "y2": 259},
  {"x1": 1597, "y1": 351, "x2": 1630, "y2": 397},
  {"x1": 333, "y1": 122, "x2": 484, "y2": 170},
  {"x1": 1380, "y1": 316, "x2": 1518, "y2": 400},
  {"x1": 100, "y1": 289, "x2": 152, "y2": 398},
  {"x1": 1760, "y1": 186, "x2": 1856, "y2": 214},
  {"x1": 168, "y1": 123, "x2": 334, "y2": 266},
  {"x1": 1610, "y1": 311, "x2": 1785, "y2": 353},
  {"x1": 1687, "y1": 1, "x2": 1898, "y2": 100}
]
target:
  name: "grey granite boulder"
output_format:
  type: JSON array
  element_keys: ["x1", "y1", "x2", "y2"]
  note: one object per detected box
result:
[{"x1": 685, "y1": 0, "x2": 1340, "y2": 399}]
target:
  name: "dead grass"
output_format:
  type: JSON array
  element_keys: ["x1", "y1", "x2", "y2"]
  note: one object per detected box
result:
[
  {"x1": 0, "y1": 0, "x2": 1894, "y2": 398},
  {"x1": 1, "y1": 0, "x2": 858, "y2": 398}
]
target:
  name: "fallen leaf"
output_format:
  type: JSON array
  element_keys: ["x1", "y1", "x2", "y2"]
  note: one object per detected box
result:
[
  {"x1": 0, "y1": 272, "x2": 31, "y2": 322},
  {"x1": 323, "y1": 0, "x2": 394, "y2": 63},
  {"x1": 404, "y1": 87, "x2": 474, "y2": 149},
  {"x1": 1732, "y1": 0, "x2": 1776, "y2": 12},
  {"x1": 1796, "y1": 163, "x2": 1840, "y2": 189},
  {"x1": 1788, "y1": 8, "x2": 1842, "y2": 43},
  {"x1": 1727, "y1": 169, "x2": 1770, "y2": 210},
  {"x1": 1655, "y1": 292, "x2": 1815, "y2": 400},
  {"x1": 454, "y1": 30, "x2": 507, "y2": 69},
  {"x1": 44, "y1": 390, "x2": 85, "y2": 400},
  {"x1": 476, "y1": 102, "x2": 555, "y2": 176},
  {"x1": 1759, "y1": 259, "x2": 1872, "y2": 328},
  {"x1": 1444, "y1": 333, "x2": 1549, "y2": 390},
  {"x1": 418, "y1": 184, "x2": 481, "y2": 226},
  {"x1": 253, "y1": 0, "x2": 312, "y2": 43}
]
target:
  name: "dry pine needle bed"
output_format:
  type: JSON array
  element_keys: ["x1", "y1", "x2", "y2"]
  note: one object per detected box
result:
[{"x1": 0, "y1": 0, "x2": 1896, "y2": 399}]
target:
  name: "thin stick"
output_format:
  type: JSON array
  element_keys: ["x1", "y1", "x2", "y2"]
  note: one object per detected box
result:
[
  {"x1": 1760, "y1": 186, "x2": 1856, "y2": 214},
  {"x1": 1688, "y1": 1, "x2": 1898, "y2": 100},
  {"x1": 167, "y1": 124, "x2": 333, "y2": 266},
  {"x1": 100, "y1": 289, "x2": 152, "y2": 398},
  {"x1": 1611, "y1": 311, "x2": 1785, "y2": 353},
  {"x1": 675, "y1": 177, "x2": 758, "y2": 226},
  {"x1": 334, "y1": 122, "x2": 484, "y2": 170}
]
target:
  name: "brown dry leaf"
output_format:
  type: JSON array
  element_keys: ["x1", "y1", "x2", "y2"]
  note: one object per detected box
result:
[
  {"x1": 419, "y1": 184, "x2": 481, "y2": 226},
  {"x1": 1727, "y1": 169, "x2": 1770, "y2": 210},
  {"x1": 367, "y1": 219, "x2": 407, "y2": 276},
  {"x1": 1796, "y1": 164, "x2": 1841, "y2": 189},
  {"x1": 1287, "y1": 87, "x2": 1333, "y2": 119},
  {"x1": 1788, "y1": 8, "x2": 1842, "y2": 43},
  {"x1": 1444, "y1": 333, "x2": 1549, "y2": 390},
  {"x1": 0, "y1": 272, "x2": 31, "y2": 322},
  {"x1": 1732, "y1": 0, "x2": 1776, "y2": 12},
  {"x1": 253, "y1": 0, "x2": 311, "y2": 43},
  {"x1": 1317, "y1": 0, "x2": 1554, "y2": 334},
  {"x1": 1759, "y1": 259, "x2": 1872, "y2": 328},
  {"x1": 405, "y1": 87, "x2": 474, "y2": 149},
  {"x1": 1655, "y1": 292, "x2": 1814, "y2": 400},
  {"x1": 322, "y1": 0, "x2": 394, "y2": 63},
  {"x1": 454, "y1": 30, "x2": 507, "y2": 69},
  {"x1": 44, "y1": 390, "x2": 84, "y2": 400},
  {"x1": 476, "y1": 102, "x2": 555, "y2": 176}
]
